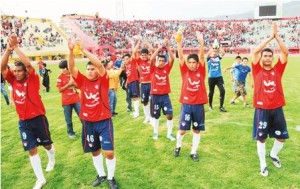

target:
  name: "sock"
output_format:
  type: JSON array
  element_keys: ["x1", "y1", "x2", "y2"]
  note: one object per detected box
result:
[
  {"x1": 143, "y1": 105, "x2": 150, "y2": 119},
  {"x1": 45, "y1": 145, "x2": 55, "y2": 163},
  {"x1": 133, "y1": 100, "x2": 140, "y2": 115},
  {"x1": 92, "y1": 153, "x2": 106, "y2": 177},
  {"x1": 191, "y1": 132, "x2": 200, "y2": 154},
  {"x1": 153, "y1": 118, "x2": 159, "y2": 134},
  {"x1": 176, "y1": 131, "x2": 185, "y2": 148},
  {"x1": 106, "y1": 157, "x2": 116, "y2": 180},
  {"x1": 30, "y1": 154, "x2": 45, "y2": 180},
  {"x1": 270, "y1": 140, "x2": 284, "y2": 159},
  {"x1": 257, "y1": 141, "x2": 266, "y2": 170},
  {"x1": 166, "y1": 119, "x2": 173, "y2": 136}
]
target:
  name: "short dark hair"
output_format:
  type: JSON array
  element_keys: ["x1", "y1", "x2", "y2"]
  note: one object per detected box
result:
[
  {"x1": 123, "y1": 53, "x2": 131, "y2": 59},
  {"x1": 141, "y1": 48, "x2": 149, "y2": 54},
  {"x1": 157, "y1": 54, "x2": 166, "y2": 61},
  {"x1": 242, "y1": 57, "x2": 248, "y2": 61},
  {"x1": 42, "y1": 63, "x2": 47, "y2": 67},
  {"x1": 261, "y1": 48, "x2": 273, "y2": 57},
  {"x1": 59, "y1": 60, "x2": 68, "y2": 69},
  {"x1": 14, "y1": 61, "x2": 26, "y2": 71},
  {"x1": 235, "y1": 56, "x2": 241, "y2": 59},
  {"x1": 187, "y1": 54, "x2": 199, "y2": 63},
  {"x1": 86, "y1": 61, "x2": 94, "y2": 67}
]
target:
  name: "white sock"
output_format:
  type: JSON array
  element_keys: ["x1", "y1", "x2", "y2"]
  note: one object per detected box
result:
[
  {"x1": 92, "y1": 153, "x2": 106, "y2": 177},
  {"x1": 133, "y1": 100, "x2": 140, "y2": 115},
  {"x1": 143, "y1": 105, "x2": 150, "y2": 118},
  {"x1": 191, "y1": 132, "x2": 200, "y2": 154},
  {"x1": 176, "y1": 131, "x2": 185, "y2": 148},
  {"x1": 270, "y1": 140, "x2": 284, "y2": 159},
  {"x1": 167, "y1": 120, "x2": 173, "y2": 136},
  {"x1": 30, "y1": 154, "x2": 45, "y2": 180},
  {"x1": 45, "y1": 145, "x2": 55, "y2": 162},
  {"x1": 257, "y1": 141, "x2": 267, "y2": 170},
  {"x1": 106, "y1": 157, "x2": 116, "y2": 180},
  {"x1": 153, "y1": 118, "x2": 159, "y2": 134}
]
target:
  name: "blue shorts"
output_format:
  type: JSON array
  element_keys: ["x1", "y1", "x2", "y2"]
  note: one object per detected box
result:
[
  {"x1": 141, "y1": 83, "x2": 151, "y2": 104},
  {"x1": 19, "y1": 115, "x2": 53, "y2": 151},
  {"x1": 253, "y1": 107, "x2": 289, "y2": 140},
  {"x1": 82, "y1": 118, "x2": 114, "y2": 152},
  {"x1": 128, "y1": 80, "x2": 140, "y2": 98},
  {"x1": 150, "y1": 94, "x2": 173, "y2": 119},
  {"x1": 179, "y1": 104, "x2": 205, "y2": 131}
]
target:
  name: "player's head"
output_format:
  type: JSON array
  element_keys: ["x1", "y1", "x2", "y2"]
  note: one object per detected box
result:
[
  {"x1": 116, "y1": 54, "x2": 122, "y2": 60},
  {"x1": 235, "y1": 56, "x2": 241, "y2": 63},
  {"x1": 59, "y1": 60, "x2": 69, "y2": 74},
  {"x1": 42, "y1": 63, "x2": 47, "y2": 68},
  {"x1": 242, "y1": 57, "x2": 248, "y2": 65},
  {"x1": 122, "y1": 53, "x2": 131, "y2": 64},
  {"x1": 14, "y1": 60, "x2": 27, "y2": 82},
  {"x1": 211, "y1": 47, "x2": 219, "y2": 57},
  {"x1": 106, "y1": 60, "x2": 114, "y2": 70},
  {"x1": 140, "y1": 48, "x2": 149, "y2": 61},
  {"x1": 261, "y1": 48, "x2": 274, "y2": 67},
  {"x1": 187, "y1": 54, "x2": 199, "y2": 72},
  {"x1": 156, "y1": 54, "x2": 167, "y2": 68},
  {"x1": 86, "y1": 61, "x2": 98, "y2": 81}
]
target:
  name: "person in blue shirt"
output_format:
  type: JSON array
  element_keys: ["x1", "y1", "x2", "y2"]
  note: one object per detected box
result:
[
  {"x1": 224, "y1": 57, "x2": 253, "y2": 107},
  {"x1": 206, "y1": 44, "x2": 227, "y2": 112}
]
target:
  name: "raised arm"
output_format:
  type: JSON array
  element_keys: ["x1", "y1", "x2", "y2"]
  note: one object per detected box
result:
[
  {"x1": 252, "y1": 24, "x2": 275, "y2": 65},
  {"x1": 1, "y1": 45, "x2": 13, "y2": 77},
  {"x1": 68, "y1": 39, "x2": 79, "y2": 78},
  {"x1": 273, "y1": 22, "x2": 288, "y2": 63},
  {"x1": 219, "y1": 46, "x2": 225, "y2": 57},
  {"x1": 9, "y1": 34, "x2": 34, "y2": 73},
  {"x1": 196, "y1": 31, "x2": 205, "y2": 66},
  {"x1": 165, "y1": 39, "x2": 174, "y2": 66},
  {"x1": 79, "y1": 39, "x2": 106, "y2": 76},
  {"x1": 132, "y1": 38, "x2": 141, "y2": 59},
  {"x1": 150, "y1": 44, "x2": 162, "y2": 67},
  {"x1": 144, "y1": 38, "x2": 154, "y2": 54},
  {"x1": 176, "y1": 37, "x2": 185, "y2": 66}
]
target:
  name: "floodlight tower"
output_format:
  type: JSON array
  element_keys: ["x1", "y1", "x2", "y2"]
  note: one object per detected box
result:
[{"x1": 116, "y1": 0, "x2": 125, "y2": 21}]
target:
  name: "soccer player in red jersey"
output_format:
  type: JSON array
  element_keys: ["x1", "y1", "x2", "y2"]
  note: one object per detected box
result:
[
  {"x1": 68, "y1": 39, "x2": 117, "y2": 189},
  {"x1": 132, "y1": 38, "x2": 154, "y2": 124},
  {"x1": 149, "y1": 39, "x2": 176, "y2": 141},
  {"x1": 173, "y1": 31, "x2": 208, "y2": 162},
  {"x1": 252, "y1": 22, "x2": 289, "y2": 177},
  {"x1": 1, "y1": 34, "x2": 55, "y2": 189},
  {"x1": 56, "y1": 60, "x2": 81, "y2": 138}
]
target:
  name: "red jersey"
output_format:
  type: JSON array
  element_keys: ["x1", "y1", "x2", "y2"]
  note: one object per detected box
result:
[
  {"x1": 5, "y1": 69, "x2": 45, "y2": 120},
  {"x1": 73, "y1": 71, "x2": 111, "y2": 122},
  {"x1": 180, "y1": 62, "x2": 208, "y2": 105},
  {"x1": 125, "y1": 60, "x2": 139, "y2": 83},
  {"x1": 150, "y1": 63, "x2": 172, "y2": 95},
  {"x1": 56, "y1": 73, "x2": 80, "y2": 105},
  {"x1": 252, "y1": 59, "x2": 286, "y2": 109},
  {"x1": 134, "y1": 58, "x2": 151, "y2": 83}
]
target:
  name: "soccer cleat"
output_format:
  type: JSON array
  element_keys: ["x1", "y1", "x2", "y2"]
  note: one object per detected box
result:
[
  {"x1": 190, "y1": 154, "x2": 199, "y2": 162},
  {"x1": 173, "y1": 147, "x2": 181, "y2": 157},
  {"x1": 127, "y1": 109, "x2": 132, "y2": 112},
  {"x1": 269, "y1": 154, "x2": 281, "y2": 168},
  {"x1": 260, "y1": 167, "x2": 268, "y2": 177},
  {"x1": 208, "y1": 106, "x2": 213, "y2": 111},
  {"x1": 167, "y1": 134, "x2": 176, "y2": 141},
  {"x1": 143, "y1": 117, "x2": 150, "y2": 124},
  {"x1": 230, "y1": 100, "x2": 235, "y2": 105},
  {"x1": 112, "y1": 112, "x2": 118, "y2": 115},
  {"x1": 244, "y1": 103, "x2": 250, "y2": 108},
  {"x1": 92, "y1": 175, "x2": 107, "y2": 187},
  {"x1": 46, "y1": 160, "x2": 55, "y2": 172},
  {"x1": 153, "y1": 133, "x2": 158, "y2": 140},
  {"x1": 219, "y1": 107, "x2": 227, "y2": 112},
  {"x1": 33, "y1": 178, "x2": 46, "y2": 189},
  {"x1": 107, "y1": 177, "x2": 118, "y2": 189},
  {"x1": 68, "y1": 134, "x2": 76, "y2": 139}
]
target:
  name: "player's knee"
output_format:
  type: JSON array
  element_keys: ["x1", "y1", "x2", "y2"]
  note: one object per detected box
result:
[
  {"x1": 29, "y1": 147, "x2": 38, "y2": 156},
  {"x1": 179, "y1": 130, "x2": 186, "y2": 135},
  {"x1": 92, "y1": 149, "x2": 101, "y2": 157},
  {"x1": 103, "y1": 150, "x2": 114, "y2": 159},
  {"x1": 193, "y1": 130, "x2": 200, "y2": 134},
  {"x1": 166, "y1": 115, "x2": 173, "y2": 120},
  {"x1": 277, "y1": 138, "x2": 285, "y2": 142}
]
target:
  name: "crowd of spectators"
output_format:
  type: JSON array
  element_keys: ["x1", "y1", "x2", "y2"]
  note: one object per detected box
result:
[{"x1": 74, "y1": 16, "x2": 300, "y2": 50}]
